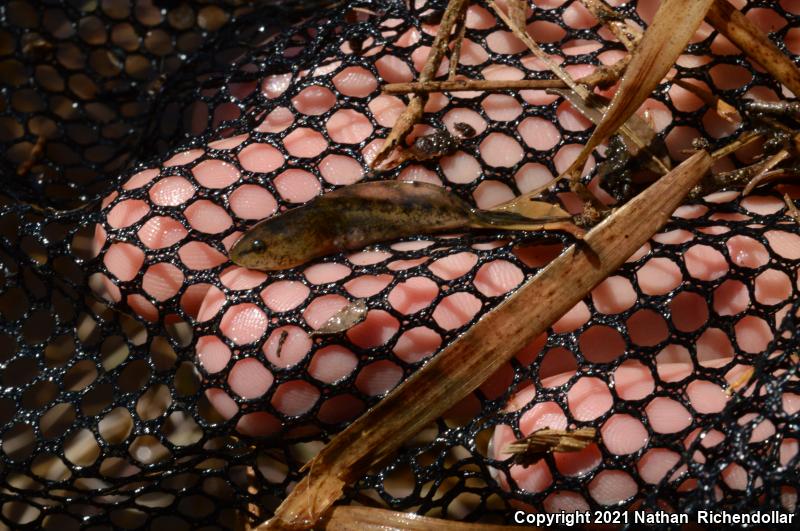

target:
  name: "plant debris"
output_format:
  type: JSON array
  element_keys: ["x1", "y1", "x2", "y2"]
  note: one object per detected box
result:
[
  {"x1": 546, "y1": 88, "x2": 670, "y2": 175},
  {"x1": 672, "y1": 78, "x2": 742, "y2": 123},
  {"x1": 255, "y1": 506, "x2": 524, "y2": 531},
  {"x1": 505, "y1": 427, "x2": 598, "y2": 467},
  {"x1": 726, "y1": 366, "x2": 755, "y2": 396},
  {"x1": 311, "y1": 299, "x2": 369, "y2": 337},
  {"x1": 275, "y1": 330, "x2": 289, "y2": 358}
]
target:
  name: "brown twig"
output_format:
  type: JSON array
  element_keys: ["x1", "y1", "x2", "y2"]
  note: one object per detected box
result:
[
  {"x1": 382, "y1": 62, "x2": 627, "y2": 94},
  {"x1": 370, "y1": 0, "x2": 470, "y2": 169},
  {"x1": 488, "y1": 0, "x2": 605, "y2": 208},
  {"x1": 488, "y1": 1, "x2": 586, "y2": 97},
  {"x1": 264, "y1": 151, "x2": 714, "y2": 529},
  {"x1": 710, "y1": 129, "x2": 764, "y2": 160},
  {"x1": 562, "y1": 0, "x2": 714, "y2": 189}
]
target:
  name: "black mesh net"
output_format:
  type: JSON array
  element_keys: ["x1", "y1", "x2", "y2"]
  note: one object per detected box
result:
[{"x1": 1, "y1": 0, "x2": 799, "y2": 528}]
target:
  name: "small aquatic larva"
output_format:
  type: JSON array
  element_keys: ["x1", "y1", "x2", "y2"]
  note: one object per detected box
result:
[{"x1": 229, "y1": 181, "x2": 575, "y2": 271}]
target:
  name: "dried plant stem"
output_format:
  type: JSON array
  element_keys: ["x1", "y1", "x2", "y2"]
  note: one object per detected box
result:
[
  {"x1": 370, "y1": 0, "x2": 469, "y2": 169},
  {"x1": 706, "y1": 0, "x2": 800, "y2": 98},
  {"x1": 264, "y1": 151, "x2": 714, "y2": 529},
  {"x1": 585, "y1": 2, "x2": 741, "y2": 124},
  {"x1": 563, "y1": 0, "x2": 714, "y2": 183},
  {"x1": 738, "y1": 169, "x2": 800, "y2": 195},
  {"x1": 383, "y1": 62, "x2": 626, "y2": 95},
  {"x1": 488, "y1": 0, "x2": 602, "y2": 206}
]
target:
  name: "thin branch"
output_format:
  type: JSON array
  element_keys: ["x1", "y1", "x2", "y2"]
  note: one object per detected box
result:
[
  {"x1": 488, "y1": 0, "x2": 587, "y2": 98},
  {"x1": 710, "y1": 129, "x2": 764, "y2": 160},
  {"x1": 488, "y1": 0, "x2": 603, "y2": 207},
  {"x1": 562, "y1": 0, "x2": 714, "y2": 185},
  {"x1": 382, "y1": 62, "x2": 626, "y2": 94},
  {"x1": 580, "y1": 0, "x2": 641, "y2": 50}
]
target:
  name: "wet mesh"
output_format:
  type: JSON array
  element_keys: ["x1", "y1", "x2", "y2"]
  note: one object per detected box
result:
[{"x1": 1, "y1": 0, "x2": 799, "y2": 528}]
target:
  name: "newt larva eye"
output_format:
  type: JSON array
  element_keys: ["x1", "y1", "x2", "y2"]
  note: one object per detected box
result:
[{"x1": 251, "y1": 239, "x2": 266, "y2": 252}]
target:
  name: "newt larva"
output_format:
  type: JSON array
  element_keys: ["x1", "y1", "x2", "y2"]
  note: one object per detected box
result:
[{"x1": 229, "y1": 181, "x2": 578, "y2": 271}]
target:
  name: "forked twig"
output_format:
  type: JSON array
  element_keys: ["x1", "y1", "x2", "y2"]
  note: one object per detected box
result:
[{"x1": 370, "y1": 0, "x2": 470, "y2": 169}]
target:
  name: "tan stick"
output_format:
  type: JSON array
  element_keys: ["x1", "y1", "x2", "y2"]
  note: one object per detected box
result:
[{"x1": 264, "y1": 151, "x2": 714, "y2": 529}]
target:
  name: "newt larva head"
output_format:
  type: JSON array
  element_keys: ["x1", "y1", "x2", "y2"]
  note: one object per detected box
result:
[{"x1": 229, "y1": 230, "x2": 270, "y2": 270}]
